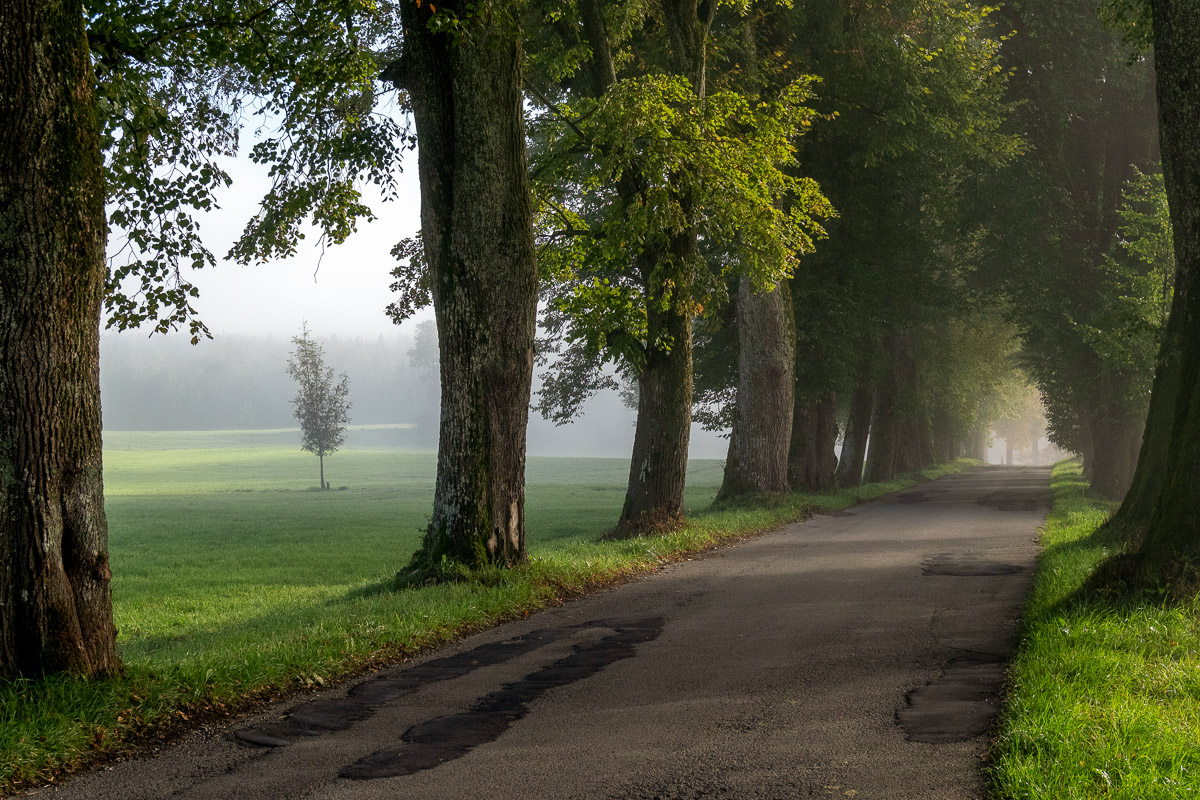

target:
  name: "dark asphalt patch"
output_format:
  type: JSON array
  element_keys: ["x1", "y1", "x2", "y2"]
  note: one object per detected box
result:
[
  {"x1": 340, "y1": 617, "x2": 663, "y2": 779},
  {"x1": 977, "y1": 489, "x2": 1047, "y2": 513},
  {"x1": 922, "y1": 553, "x2": 1024, "y2": 577},
  {"x1": 235, "y1": 627, "x2": 580, "y2": 748},
  {"x1": 896, "y1": 653, "x2": 1006, "y2": 743},
  {"x1": 896, "y1": 488, "x2": 950, "y2": 504}
]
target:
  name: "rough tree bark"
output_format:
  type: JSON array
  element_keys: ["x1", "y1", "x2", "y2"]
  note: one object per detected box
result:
[
  {"x1": 835, "y1": 372, "x2": 874, "y2": 488},
  {"x1": 0, "y1": 0, "x2": 120, "y2": 678},
  {"x1": 390, "y1": 2, "x2": 537, "y2": 569},
  {"x1": 1110, "y1": 0, "x2": 1200, "y2": 583},
  {"x1": 619, "y1": 278, "x2": 695, "y2": 531},
  {"x1": 718, "y1": 277, "x2": 795, "y2": 500}
]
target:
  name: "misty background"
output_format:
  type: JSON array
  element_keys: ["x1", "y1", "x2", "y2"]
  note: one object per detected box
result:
[{"x1": 99, "y1": 326, "x2": 734, "y2": 459}]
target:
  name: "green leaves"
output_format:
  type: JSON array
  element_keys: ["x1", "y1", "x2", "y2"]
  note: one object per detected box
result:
[
  {"x1": 531, "y1": 70, "x2": 832, "y2": 377},
  {"x1": 90, "y1": 0, "x2": 406, "y2": 338}
]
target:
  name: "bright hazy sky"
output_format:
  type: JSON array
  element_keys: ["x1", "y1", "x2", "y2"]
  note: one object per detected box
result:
[{"x1": 108, "y1": 151, "x2": 426, "y2": 340}]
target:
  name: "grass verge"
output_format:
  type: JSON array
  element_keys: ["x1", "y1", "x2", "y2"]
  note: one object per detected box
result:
[
  {"x1": 990, "y1": 460, "x2": 1200, "y2": 799},
  {"x1": 0, "y1": 457, "x2": 976, "y2": 794}
]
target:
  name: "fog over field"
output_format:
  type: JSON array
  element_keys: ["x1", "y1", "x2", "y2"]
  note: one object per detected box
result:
[{"x1": 99, "y1": 330, "x2": 733, "y2": 460}]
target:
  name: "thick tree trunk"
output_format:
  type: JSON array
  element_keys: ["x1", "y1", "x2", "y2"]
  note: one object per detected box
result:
[
  {"x1": 319, "y1": 454, "x2": 325, "y2": 490},
  {"x1": 1118, "y1": 0, "x2": 1200, "y2": 581},
  {"x1": 0, "y1": 0, "x2": 120, "y2": 678},
  {"x1": 718, "y1": 277, "x2": 794, "y2": 500},
  {"x1": 895, "y1": 409, "x2": 933, "y2": 473},
  {"x1": 394, "y1": 3, "x2": 537, "y2": 569},
  {"x1": 788, "y1": 394, "x2": 839, "y2": 491},
  {"x1": 619, "y1": 284, "x2": 694, "y2": 532},
  {"x1": 835, "y1": 376, "x2": 873, "y2": 488},
  {"x1": 1110, "y1": 247, "x2": 1186, "y2": 535}
]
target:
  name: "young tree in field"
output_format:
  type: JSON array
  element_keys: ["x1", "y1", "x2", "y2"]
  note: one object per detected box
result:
[{"x1": 287, "y1": 325, "x2": 352, "y2": 490}]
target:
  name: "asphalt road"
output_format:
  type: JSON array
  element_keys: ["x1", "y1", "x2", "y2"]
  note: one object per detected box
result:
[{"x1": 33, "y1": 465, "x2": 1049, "y2": 799}]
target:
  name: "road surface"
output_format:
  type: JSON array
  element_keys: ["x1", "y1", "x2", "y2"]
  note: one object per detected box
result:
[{"x1": 33, "y1": 465, "x2": 1049, "y2": 799}]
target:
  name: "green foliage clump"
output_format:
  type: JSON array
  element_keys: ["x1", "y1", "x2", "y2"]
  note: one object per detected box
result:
[{"x1": 89, "y1": 0, "x2": 406, "y2": 340}]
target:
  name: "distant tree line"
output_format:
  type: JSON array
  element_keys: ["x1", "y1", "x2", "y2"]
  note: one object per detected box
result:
[{"x1": 99, "y1": 331, "x2": 439, "y2": 438}]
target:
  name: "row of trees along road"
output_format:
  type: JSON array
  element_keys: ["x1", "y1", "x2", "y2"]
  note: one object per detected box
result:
[{"x1": 2, "y1": 0, "x2": 1200, "y2": 679}]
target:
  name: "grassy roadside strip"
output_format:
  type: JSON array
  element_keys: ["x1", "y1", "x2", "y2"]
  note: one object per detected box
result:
[
  {"x1": 990, "y1": 460, "x2": 1200, "y2": 799},
  {"x1": 0, "y1": 458, "x2": 976, "y2": 794}
]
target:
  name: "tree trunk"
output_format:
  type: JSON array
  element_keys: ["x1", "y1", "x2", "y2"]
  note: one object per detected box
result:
[
  {"x1": 1116, "y1": 0, "x2": 1200, "y2": 582},
  {"x1": 718, "y1": 277, "x2": 794, "y2": 500},
  {"x1": 618, "y1": 284, "x2": 694, "y2": 532},
  {"x1": 319, "y1": 453, "x2": 325, "y2": 490},
  {"x1": 789, "y1": 394, "x2": 839, "y2": 491},
  {"x1": 0, "y1": 0, "x2": 120, "y2": 679},
  {"x1": 864, "y1": 334, "x2": 902, "y2": 483},
  {"x1": 932, "y1": 408, "x2": 955, "y2": 464},
  {"x1": 835, "y1": 376, "x2": 873, "y2": 488},
  {"x1": 1088, "y1": 412, "x2": 1141, "y2": 500},
  {"x1": 1078, "y1": 415, "x2": 1096, "y2": 481},
  {"x1": 393, "y1": 3, "x2": 538, "y2": 569},
  {"x1": 1109, "y1": 248, "x2": 1186, "y2": 536},
  {"x1": 970, "y1": 427, "x2": 988, "y2": 461}
]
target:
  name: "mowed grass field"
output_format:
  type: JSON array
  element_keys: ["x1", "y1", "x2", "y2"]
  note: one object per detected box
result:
[{"x1": 102, "y1": 428, "x2": 725, "y2": 671}]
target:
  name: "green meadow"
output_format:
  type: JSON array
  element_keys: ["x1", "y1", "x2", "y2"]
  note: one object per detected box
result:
[{"x1": 101, "y1": 429, "x2": 725, "y2": 669}]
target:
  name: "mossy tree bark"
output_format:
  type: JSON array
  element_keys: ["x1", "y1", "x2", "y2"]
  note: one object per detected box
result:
[
  {"x1": 1115, "y1": 0, "x2": 1200, "y2": 580},
  {"x1": 0, "y1": 0, "x2": 120, "y2": 678},
  {"x1": 390, "y1": 2, "x2": 537, "y2": 569},
  {"x1": 718, "y1": 277, "x2": 795, "y2": 500}
]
